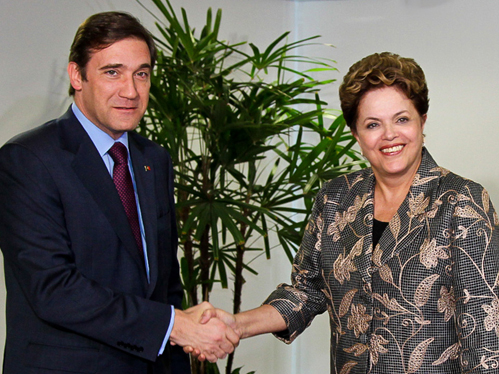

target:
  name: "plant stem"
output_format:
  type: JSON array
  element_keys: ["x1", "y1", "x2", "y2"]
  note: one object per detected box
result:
[
  {"x1": 200, "y1": 156, "x2": 212, "y2": 302},
  {"x1": 200, "y1": 224, "x2": 211, "y2": 302},
  {"x1": 226, "y1": 214, "x2": 248, "y2": 374},
  {"x1": 179, "y1": 189, "x2": 198, "y2": 307}
]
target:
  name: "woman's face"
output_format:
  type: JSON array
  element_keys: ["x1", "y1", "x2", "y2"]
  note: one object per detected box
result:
[{"x1": 353, "y1": 86, "x2": 426, "y2": 181}]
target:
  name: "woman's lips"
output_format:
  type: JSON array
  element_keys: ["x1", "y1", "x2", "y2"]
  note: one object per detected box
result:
[{"x1": 380, "y1": 144, "x2": 404, "y2": 154}]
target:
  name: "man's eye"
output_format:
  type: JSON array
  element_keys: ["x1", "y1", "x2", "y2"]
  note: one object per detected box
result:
[
  {"x1": 136, "y1": 71, "x2": 149, "y2": 78},
  {"x1": 106, "y1": 70, "x2": 118, "y2": 76}
]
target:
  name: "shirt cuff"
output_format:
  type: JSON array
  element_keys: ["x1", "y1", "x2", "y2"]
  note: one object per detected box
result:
[{"x1": 158, "y1": 306, "x2": 175, "y2": 356}]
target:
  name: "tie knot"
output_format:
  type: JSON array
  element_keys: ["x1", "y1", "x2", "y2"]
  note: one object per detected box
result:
[{"x1": 108, "y1": 142, "x2": 128, "y2": 165}]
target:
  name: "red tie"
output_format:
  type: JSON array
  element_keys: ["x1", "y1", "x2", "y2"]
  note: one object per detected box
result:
[{"x1": 108, "y1": 142, "x2": 143, "y2": 259}]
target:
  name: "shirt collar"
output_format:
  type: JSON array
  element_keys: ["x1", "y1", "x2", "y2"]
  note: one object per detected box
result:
[{"x1": 71, "y1": 103, "x2": 129, "y2": 156}]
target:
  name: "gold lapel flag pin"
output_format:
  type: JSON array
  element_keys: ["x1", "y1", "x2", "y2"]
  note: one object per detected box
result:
[{"x1": 144, "y1": 166, "x2": 151, "y2": 171}]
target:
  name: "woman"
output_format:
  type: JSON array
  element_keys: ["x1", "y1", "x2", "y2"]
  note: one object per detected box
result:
[{"x1": 191, "y1": 52, "x2": 499, "y2": 373}]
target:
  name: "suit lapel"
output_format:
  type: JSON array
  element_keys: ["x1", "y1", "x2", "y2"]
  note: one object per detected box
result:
[
  {"x1": 129, "y1": 137, "x2": 159, "y2": 295},
  {"x1": 375, "y1": 149, "x2": 441, "y2": 267},
  {"x1": 374, "y1": 198, "x2": 425, "y2": 267},
  {"x1": 340, "y1": 149, "x2": 442, "y2": 282},
  {"x1": 59, "y1": 109, "x2": 147, "y2": 276},
  {"x1": 338, "y1": 171, "x2": 376, "y2": 284}
]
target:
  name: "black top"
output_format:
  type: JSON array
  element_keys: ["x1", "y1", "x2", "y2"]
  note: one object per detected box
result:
[{"x1": 372, "y1": 218, "x2": 389, "y2": 247}]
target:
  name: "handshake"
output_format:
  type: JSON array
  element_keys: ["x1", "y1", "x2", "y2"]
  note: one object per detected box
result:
[
  {"x1": 169, "y1": 302, "x2": 285, "y2": 362},
  {"x1": 170, "y1": 302, "x2": 240, "y2": 363}
]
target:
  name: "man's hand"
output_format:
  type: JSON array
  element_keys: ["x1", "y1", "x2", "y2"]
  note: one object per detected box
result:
[
  {"x1": 184, "y1": 308, "x2": 241, "y2": 361},
  {"x1": 170, "y1": 302, "x2": 240, "y2": 363}
]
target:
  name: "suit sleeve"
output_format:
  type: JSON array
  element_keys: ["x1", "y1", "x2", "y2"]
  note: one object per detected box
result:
[
  {"x1": 451, "y1": 181, "x2": 499, "y2": 372},
  {"x1": 0, "y1": 142, "x2": 172, "y2": 362}
]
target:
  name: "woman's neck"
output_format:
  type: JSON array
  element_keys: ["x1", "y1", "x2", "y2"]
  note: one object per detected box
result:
[{"x1": 373, "y1": 171, "x2": 416, "y2": 222}]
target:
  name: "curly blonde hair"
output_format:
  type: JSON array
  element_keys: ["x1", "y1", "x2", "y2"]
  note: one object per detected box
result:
[{"x1": 339, "y1": 52, "x2": 429, "y2": 132}]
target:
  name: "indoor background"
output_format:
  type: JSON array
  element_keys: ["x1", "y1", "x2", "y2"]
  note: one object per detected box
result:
[{"x1": 1, "y1": 0, "x2": 498, "y2": 372}]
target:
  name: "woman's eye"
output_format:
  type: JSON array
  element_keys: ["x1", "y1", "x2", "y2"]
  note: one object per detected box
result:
[
  {"x1": 397, "y1": 117, "x2": 409, "y2": 123},
  {"x1": 366, "y1": 122, "x2": 378, "y2": 129}
]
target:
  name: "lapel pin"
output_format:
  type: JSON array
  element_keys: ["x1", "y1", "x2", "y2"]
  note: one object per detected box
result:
[{"x1": 144, "y1": 166, "x2": 151, "y2": 171}]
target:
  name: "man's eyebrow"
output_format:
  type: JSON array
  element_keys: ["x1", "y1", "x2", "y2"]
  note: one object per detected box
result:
[
  {"x1": 99, "y1": 63, "x2": 124, "y2": 71},
  {"x1": 98, "y1": 63, "x2": 152, "y2": 71},
  {"x1": 138, "y1": 63, "x2": 152, "y2": 70}
]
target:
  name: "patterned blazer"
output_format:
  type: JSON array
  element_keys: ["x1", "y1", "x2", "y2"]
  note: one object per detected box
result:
[{"x1": 265, "y1": 149, "x2": 499, "y2": 373}]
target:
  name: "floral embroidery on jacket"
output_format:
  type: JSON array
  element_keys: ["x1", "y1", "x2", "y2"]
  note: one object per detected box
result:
[{"x1": 265, "y1": 150, "x2": 499, "y2": 373}]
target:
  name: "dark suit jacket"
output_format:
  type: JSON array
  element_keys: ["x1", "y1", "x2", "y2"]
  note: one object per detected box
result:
[
  {"x1": 265, "y1": 149, "x2": 499, "y2": 373},
  {"x1": 0, "y1": 108, "x2": 189, "y2": 374}
]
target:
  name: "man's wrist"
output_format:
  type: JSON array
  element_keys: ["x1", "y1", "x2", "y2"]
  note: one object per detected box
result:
[{"x1": 158, "y1": 306, "x2": 175, "y2": 355}]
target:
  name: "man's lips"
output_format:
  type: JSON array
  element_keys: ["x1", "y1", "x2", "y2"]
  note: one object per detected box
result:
[{"x1": 114, "y1": 106, "x2": 138, "y2": 110}]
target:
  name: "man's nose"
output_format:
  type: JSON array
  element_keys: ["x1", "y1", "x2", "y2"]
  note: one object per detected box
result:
[{"x1": 119, "y1": 76, "x2": 139, "y2": 99}]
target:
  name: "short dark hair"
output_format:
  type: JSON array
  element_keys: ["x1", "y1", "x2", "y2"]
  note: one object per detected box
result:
[
  {"x1": 68, "y1": 11, "x2": 157, "y2": 96},
  {"x1": 339, "y1": 52, "x2": 429, "y2": 132}
]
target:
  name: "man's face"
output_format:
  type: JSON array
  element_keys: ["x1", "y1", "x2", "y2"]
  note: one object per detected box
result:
[{"x1": 68, "y1": 37, "x2": 151, "y2": 139}]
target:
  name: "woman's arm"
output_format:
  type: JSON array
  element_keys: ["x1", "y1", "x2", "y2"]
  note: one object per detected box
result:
[
  {"x1": 184, "y1": 305, "x2": 287, "y2": 360},
  {"x1": 212, "y1": 305, "x2": 287, "y2": 339}
]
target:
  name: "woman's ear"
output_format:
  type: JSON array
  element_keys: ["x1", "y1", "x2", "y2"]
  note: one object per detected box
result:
[
  {"x1": 421, "y1": 114, "x2": 427, "y2": 131},
  {"x1": 351, "y1": 128, "x2": 360, "y2": 143}
]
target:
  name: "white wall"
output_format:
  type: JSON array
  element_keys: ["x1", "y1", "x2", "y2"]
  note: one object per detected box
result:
[{"x1": 2, "y1": 0, "x2": 499, "y2": 373}]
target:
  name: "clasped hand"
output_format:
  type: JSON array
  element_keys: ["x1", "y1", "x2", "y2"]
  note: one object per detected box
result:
[{"x1": 170, "y1": 302, "x2": 240, "y2": 363}]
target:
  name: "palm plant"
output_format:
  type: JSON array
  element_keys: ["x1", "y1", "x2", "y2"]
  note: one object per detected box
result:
[{"x1": 137, "y1": 1, "x2": 365, "y2": 373}]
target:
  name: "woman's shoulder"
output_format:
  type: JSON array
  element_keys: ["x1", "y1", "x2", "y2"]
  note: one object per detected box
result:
[
  {"x1": 421, "y1": 150, "x2": 486, "y2": 195},
  {"x1": 323, "y1": 167, "x2": 372, "y2": 191},
  {"x1": 315, "y1": 168, "x2": 373, "y2": 209},
  {"x1": 436, "y1": 166, "x2": 487, "y2": 196}
]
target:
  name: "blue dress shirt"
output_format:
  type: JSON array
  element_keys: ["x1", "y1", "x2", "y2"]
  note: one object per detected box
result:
[{"x1": 71, "y1": 103, "x2": 173, "y2": 355}]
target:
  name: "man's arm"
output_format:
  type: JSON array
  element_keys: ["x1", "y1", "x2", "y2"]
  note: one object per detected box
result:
[
  {"x1": 0, "y1": 142, "x2": 237, "y2": 362},
  {"x1": 0, "y1": 142, "x2": 174, "y2": 360}
]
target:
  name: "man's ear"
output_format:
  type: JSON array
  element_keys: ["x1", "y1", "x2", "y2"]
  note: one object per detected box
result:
[{"x1": 67, "y1": 62, "x2": 83, "y2": 92}]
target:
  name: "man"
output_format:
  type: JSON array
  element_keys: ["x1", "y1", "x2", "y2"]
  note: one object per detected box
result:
[{"x1": 0, "y1": 11, "x2": 237, "y2": 374}]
